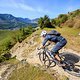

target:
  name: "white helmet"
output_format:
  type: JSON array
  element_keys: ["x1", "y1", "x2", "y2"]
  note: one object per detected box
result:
[{"x1": 40, "y1": 30, "x2": 47, "y2": 37}]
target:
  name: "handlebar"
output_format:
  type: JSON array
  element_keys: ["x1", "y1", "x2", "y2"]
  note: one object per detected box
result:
[
  {"x1": 37, "y1": 47, "x2": 49, "y2": 51},
  {"x1": 37, "y1": 44, "x2": 49, "y2": 50}
]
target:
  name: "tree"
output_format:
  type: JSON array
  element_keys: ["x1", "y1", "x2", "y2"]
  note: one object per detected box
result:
[
  {"x1": 51, "y1": 19, "x2": 56, "y2": 26},
  {"x1": 56, "y1": 19, "x2": 60, "y2": 27},
  {"x1": 38, "y1": 17, "x2": 44, "y2": 29},
  {"x1": 38, "y1": 15, "x2": 52, "y2": 29},
  {"x1": 57, "y1": 14, "x2": 68, "y2": 26},
  {"x1": 43, "y1": 15, "x2": 51, "y2": 28}
]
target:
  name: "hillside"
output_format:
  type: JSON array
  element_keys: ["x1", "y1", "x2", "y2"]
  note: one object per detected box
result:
[
  {"x1": 0, "y1": 27, "x2": 80, "y2": 80},
  {"x1": 7, "y1": 27, "x2": 80, "y2": 80},
  {"x1": 52, "y1": 9, "x2": 80, "y2": 28},
  {"x1": 0, "y1": 9, "x2": 80, "y2": 80},
  {"x1": 0, "y1": 14, "x2": 37, "y2": 29},
  {"x1": 0, "y1": 27, "x2": 35, "y2": 56},
  {"x1": 64, "y1": 9, "x2": 80, "y2": 28}
]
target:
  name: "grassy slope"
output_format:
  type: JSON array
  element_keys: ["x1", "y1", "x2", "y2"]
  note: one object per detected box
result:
[
  {"x1": 2, "y1": 27, "x2": 80, "y2": 80},
  {"x1": 24, "y1": 27, "x2": 80, "y2": 54},
  {"x1": 0, "y1": 30, "x2": 21, "y2": 43},
  {"x1": 8, "y1": 27, "x2": 71, "y2": 80},
  {"x1": 8, "y1": 64, "x2": 67, "y2": 80},
  {"x1": 44, "y1": 27, "x2": 80, "y2": 52},
  {"x1": 0, "y1": 30, "x2": 20, "y2": 55}
]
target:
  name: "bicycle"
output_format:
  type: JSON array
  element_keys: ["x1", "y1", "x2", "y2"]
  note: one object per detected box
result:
[{"x1": 37, "y1": 47, "x2": 80, "y2": 77}]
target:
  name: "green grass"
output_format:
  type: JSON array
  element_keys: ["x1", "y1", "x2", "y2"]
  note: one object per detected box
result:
[
  {"x1": 0, "y1": 27, "x2": 34, "y2": 55},
  {"x1": 8, "y1": 64, "x2": 68, "y2": 80},
  {"x1": 5, "y1": 58, "x2": 19, "y2": 65},
  {"x1": 55, "y1": 27, "x2": 80, "y2": 52},
  {"x1": 0, "y1": 30, "x2": 20, "y2": 55}
]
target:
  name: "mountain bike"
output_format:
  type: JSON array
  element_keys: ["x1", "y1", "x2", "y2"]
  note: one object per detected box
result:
[{"x1": 37, "y1": 47, "x2": 80, "y2": 77}]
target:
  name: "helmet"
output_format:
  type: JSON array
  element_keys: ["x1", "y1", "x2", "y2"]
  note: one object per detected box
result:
[{"x1": 40, "y1": 30, "x2": 47, "y2": 37}]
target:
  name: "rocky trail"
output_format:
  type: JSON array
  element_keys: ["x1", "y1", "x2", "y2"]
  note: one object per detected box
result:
[
  {"x1": 0, "y1": 33, "x2": 80, "y2": 80},
  {"x1": 10, "y1": 37, "x2": 80, "y2": 80},
  {"x1": 26, "y1": 47, "x2": 80, "y2": 80}
]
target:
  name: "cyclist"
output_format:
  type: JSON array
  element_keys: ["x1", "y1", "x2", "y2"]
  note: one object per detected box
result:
[{"x1": 40, "y1": 30, "x2": 67, "y2": 66}]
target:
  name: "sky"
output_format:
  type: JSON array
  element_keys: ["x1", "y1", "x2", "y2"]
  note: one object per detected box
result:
[{"x1": 0, "y1": 0, "x2": 80, "y2": 19}]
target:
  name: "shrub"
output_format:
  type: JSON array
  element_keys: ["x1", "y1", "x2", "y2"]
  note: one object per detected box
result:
[
  {"x1": 0, "y1": 55, "x2": 6, "y2": 62},
  {"x1": 64, "y1": 19, "x2": 75, "y2": 28},
  {"x1": 74, "y1": 20, "x2": 80, "y2": 28},
  {"x1": 3, "y1": 53, "x2": 12, "y2": 60}
]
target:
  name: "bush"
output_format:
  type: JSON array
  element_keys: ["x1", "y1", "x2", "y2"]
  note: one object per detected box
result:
[
  {"x1": 64, "y1": 19, "x2": 75, "y2": 28},
  {"x1": 71, "y1": 9, "x2": 80, "y2": 17},
  {"x1": 58, "y1": 14, "x2": 68, "y2": 25},
  {"x1": 55, "y1": 19, "x2": 60, "y2": 26},
  {"x1": 3, "y1": 53, "x2": 12, "y2": 60},
  {"x1": 17, "y1": 26, "x2": 34, "y2": 43},
  {"x1": 0, "y1": 50, "x2": 14, "y2": 63},
  {"x1": 51, "y1": 19, "x2": 56, "y2": 26},
  {"x1": 74, "y1": 20, "x2": 80, "y2": 28},
  {"x1": 0, "y1": 55, "x2": 6, "y2": 62},
  {"x1": 0, "y1": 26, "x2": 35, "y2": 55}
]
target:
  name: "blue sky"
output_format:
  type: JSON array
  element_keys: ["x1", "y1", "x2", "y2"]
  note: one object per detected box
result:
[{"x1": 0, "y1": 0, "x2": 80, "y2": 19}]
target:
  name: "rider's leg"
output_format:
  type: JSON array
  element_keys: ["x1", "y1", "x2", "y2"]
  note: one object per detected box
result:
[
  {"x1": 51, "y1": 51, "x2": 66, "y2": 67},
  {"x1": 51, "y1": 41, "x2": 67, "y2": 64},
  {"x1": 54, "y1": 54, "x2": 67, "y2": 67},
  {"x1": 51, "y1": 51, "x2": 63, "y2": 63},
  {"x1": 54, "y1": 54, "x2": 61, "y2": 62}
]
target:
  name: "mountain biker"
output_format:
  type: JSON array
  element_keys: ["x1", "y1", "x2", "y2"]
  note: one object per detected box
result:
[{"x1": 40, "y1": 30, "x2": 67, "y2": 65}]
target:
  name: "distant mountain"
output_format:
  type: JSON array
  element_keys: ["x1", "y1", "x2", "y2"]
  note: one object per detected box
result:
[
  {"x1": 0, "y1": 14, "x2": 38, "y2": 29},
  {"x1": 31, "y1": 18, "x2": 39, "y2": 23},
  {"x1": 16, "y1": 17, "x2": 31, "y2": 23}
]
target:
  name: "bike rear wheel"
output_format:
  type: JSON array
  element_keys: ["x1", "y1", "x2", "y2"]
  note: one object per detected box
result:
[
  {"x1": 65, "y1": 60, "x2": 80, "y2": 77},
  {"x1": 65, "y1": 65, "x2": 80, "y2": 77}
]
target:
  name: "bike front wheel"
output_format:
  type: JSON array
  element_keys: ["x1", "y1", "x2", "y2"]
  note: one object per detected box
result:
[
  {"x1": 39, "y1": 52, "x2": 56, "y2": 68},
  {"x1": 39, "y1": 52, "x2": 50, "y2": 68}
]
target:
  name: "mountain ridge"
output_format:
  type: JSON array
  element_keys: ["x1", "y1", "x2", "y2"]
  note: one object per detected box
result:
[{"x1": 0, "y1": 14, "x2": 38, "y2": 29}]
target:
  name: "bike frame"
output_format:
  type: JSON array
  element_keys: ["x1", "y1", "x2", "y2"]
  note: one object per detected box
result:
[{"x1": 38, "y1": 47, "x2": 80, "y2": 77}]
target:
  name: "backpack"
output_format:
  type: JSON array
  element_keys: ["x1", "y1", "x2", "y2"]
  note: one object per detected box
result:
[{"x1": 48, "y1": 30, "x2": 61, "y2": 36}]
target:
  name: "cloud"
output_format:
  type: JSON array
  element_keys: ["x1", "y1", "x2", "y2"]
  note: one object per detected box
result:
[
  {"x1": 36, "y1": 7, "x2": 49, "y2": 13},
  {"x1": 18, "y1": 3, "x2": 35, "y2": 11},
  {"x1": 0, "y1": 0, "x2": 50, "y2": 14},
  {"x1": 0, "y1": 0, "x2": 19, "y2": 8},
  {"x1": 17, "y1": 3, "x2": 49, "y2": 13}
]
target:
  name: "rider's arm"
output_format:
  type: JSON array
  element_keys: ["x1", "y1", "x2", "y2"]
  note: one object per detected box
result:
[
  {"x1": 40, "y1": 37, "x2": 48, "y2": 49},
  {"x1": 40, "y1": 45, "x2": 45, "y2": 49},
  {"x1": 42, "y1": 37, "x2": 48, "y2": 46}
]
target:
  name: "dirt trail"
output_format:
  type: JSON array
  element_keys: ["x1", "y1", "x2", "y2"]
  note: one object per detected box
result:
[
  {"x1": 26, "y1": 48, "x2": 80, "y2": 80},
  {"x1": 0, "y1": 33, "x2": 80, "y2": 80},
  {"x1": 0, "y1": 64, "x2": 10, "y2": 79},
  {"x1": 9, "y1": 34, "x2": 80, "y2": 80}
]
